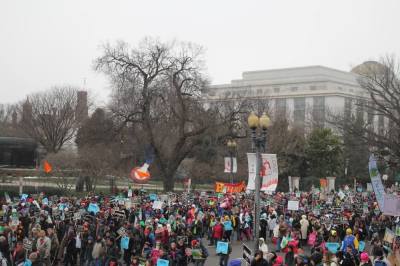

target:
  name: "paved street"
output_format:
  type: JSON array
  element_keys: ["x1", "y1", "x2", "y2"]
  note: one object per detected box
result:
[{"x1": 207, "y1": 239, "x2": 255, "y2": 265}]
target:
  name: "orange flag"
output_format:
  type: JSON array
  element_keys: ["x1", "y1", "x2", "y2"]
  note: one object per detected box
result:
[
  {"x1": 320, "y1": 178, "x2": 327, "y2": 188},
  {"x1": 43, "y1": 160, "x2": 52, "y2": 174}
]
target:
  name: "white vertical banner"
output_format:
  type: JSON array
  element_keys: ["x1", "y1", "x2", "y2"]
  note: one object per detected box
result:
[
  {"x1": 260, "y1": 154, "x2": 278, "y2": 192},
  {"x1": 246, "y1": 153, "x2": 257, "y2": 190},
  {"x1": 246, "y1": 153, "x2": 278, "y2": 192},
  {"x1": 288, "y1": 176, "x2": 293, "y2": 192},
  {"x1": 224, "y1": 157, "x2": 237, "y2": 173}
]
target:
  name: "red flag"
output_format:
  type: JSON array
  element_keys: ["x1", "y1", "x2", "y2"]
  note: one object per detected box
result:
[{"x1": 43, "y1": 160, "x2": 52, "y2": 174}]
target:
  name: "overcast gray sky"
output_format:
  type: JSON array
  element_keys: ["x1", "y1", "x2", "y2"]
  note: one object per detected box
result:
[{"x1": 1, "y1": 0, "x2": 399, "y2": 105}]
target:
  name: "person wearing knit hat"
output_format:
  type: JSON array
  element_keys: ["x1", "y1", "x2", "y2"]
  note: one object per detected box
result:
[
  {"x1": 341, "y1": 228, "x2": 359, "y2": 254},
  {"x1": 360, "y1": 252, "x2": 372, "y2": 266}
]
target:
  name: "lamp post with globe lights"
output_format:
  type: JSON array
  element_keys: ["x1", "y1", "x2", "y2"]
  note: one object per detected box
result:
[{"x1": 247, "y1": 112, "x2": 270, "y2": 252}]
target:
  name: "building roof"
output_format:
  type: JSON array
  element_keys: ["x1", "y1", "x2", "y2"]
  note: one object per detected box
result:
[
  {"x1": 0, "y1": 137, "x2": 37, "y2": 149},
  {"x1": 212, "y1": 65, "x2": 360, "y2": 89}
]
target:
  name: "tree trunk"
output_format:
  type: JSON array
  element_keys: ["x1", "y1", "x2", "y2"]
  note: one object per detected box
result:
[{"x1": 163, "y1": 174, "x2": 175, "y2": 192}]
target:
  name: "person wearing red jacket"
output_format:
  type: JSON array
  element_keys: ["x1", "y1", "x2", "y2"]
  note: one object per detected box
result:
[{"x1": 212, "y1": 220, "x2": 224, "y2": 246}]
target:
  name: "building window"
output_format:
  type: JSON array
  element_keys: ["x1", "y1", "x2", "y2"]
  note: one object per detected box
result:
[
  {"x1": 291, "y1": 87, "x2": 298, "y2": 92},
  {"x1": 275, "y1": 98, "x2": 286, "y2": 117},
  {"x1": 294, "y1": 97, "x2": 306, "y2": 128},
  {"x1": 310, "y1": 85, "x2": 317, "y2": 91},
  {"x1": 274, "y1": 87, "x2": 280, "y2": 93},
  {"x1": 313, "y1": 96, "x2": 325, "y2": 127},
  {"x1": 356, "y1": 100, "x2": 364, "y2": 122},
  {"x1": 345, "y1": 98, "x2": 352, "y2": 117}
]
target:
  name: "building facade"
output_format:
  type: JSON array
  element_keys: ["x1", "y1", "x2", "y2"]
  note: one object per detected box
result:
[{"x1": 205, "y1": 62, "x2": 379, "y2": 131}]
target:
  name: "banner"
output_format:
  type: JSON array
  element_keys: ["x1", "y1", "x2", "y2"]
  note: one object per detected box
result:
[
  {"x1": 246, "y1": 153, "x2": 278, "y2": 192},
  {"x1": 320, "y1": 179, "x2": 327, "y2": 188},
  {"x1": 369, "y1": 155, "x2": 385, "y2": 210},
  {"x1": 288, "y1": 176, "x2": 292, "y2": 192},
  {"x1": 383, "y1": 194, "x2": 400, "y2": 216},
  {"x1": 224, "y1": 157, "x2": 237, "y2": 173},
  {"x1": 215, "y1": 181, "x2": 246, "y2": 193}
]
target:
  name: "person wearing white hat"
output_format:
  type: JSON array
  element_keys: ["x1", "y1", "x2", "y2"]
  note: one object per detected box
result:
[{"x1": 300, "y1": 215, "x2": 309, "y2": 247}]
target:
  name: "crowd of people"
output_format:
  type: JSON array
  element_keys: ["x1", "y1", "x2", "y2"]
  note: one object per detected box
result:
[{"x1": 0, "y1": 186, "x2": 398, "y2": 266}]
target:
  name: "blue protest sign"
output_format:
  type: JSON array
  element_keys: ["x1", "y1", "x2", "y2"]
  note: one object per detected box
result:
[
  {"x1": 87, "y1": 203, "x2": 100, "y2": 214},
  {"x1": 216, "y1": 241, "x2": 229, "y2": 254},
  {"x1": 149, "y1": 194, "x2": 158, "y2": 201},
  {"x1": 358, "y1": 241, "x2": 365, "y2": 252},
  {"x1": 326, "y1": 242, "x2": 340, "y2": 254},
  {"x1": 157, "y1": 259, "x2": 169, "y2": 266},
  {"x1": 121, "y1": 236, "x2": 129, "y2": 250},
  {"x1": 21, "y1": 194, "x2": 29, "y2": 201},
  {"x1": 42, "y1": 198, "x2": 49, "y2": 205}
]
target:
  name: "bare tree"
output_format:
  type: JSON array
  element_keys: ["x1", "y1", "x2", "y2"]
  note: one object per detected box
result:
[
  {"x1": 0, "y1": 104, "x2": 21, "y2": 136},
  {"x1": 19, "y1": 86, "x2": 80, "y2": 153},
  {"x1": 332, "y1": 56, "x2": 400, "y2": 167},
  {"x1": 44, "y1": 151, "x2": 77, "y2": 193},
  {"x1": 95, "y1": 38, "x2": 241, "y2": 191}
]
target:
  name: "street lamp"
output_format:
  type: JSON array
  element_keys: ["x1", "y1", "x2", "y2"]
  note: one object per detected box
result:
[
  {"x1": 247, "y1": 111, "x2": 270, "y2": 253},
  {"x1": 382, "y1": 174, "x2": 388, "y2": 188},
  {"x1": 227, "y1": 139, "x2": 237, "y2": 184}
]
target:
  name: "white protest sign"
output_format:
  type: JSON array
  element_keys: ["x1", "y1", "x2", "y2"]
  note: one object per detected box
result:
[
  {"x1": 287, "y1": 200, "x2": 299, "y2": 211},
  {"x1": 152, "y1": 201, "x2": 163, "y2": 209},
  {"x1": 338, "y1": 191, "x2": 346, "y2": 200}
]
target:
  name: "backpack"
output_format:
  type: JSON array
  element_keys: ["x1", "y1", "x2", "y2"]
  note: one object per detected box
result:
[{"x1": 374, "y1": 260, "x2": 387, "y2": 266}]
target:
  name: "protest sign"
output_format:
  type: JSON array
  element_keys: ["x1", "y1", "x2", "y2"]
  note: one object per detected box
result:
[
  {"x1": 153, "y1": 201, "x2": 163, "y2": 209},
  {"x1": 157, "y1": 259, "x2": 169, "y2": 266},
  {"x1": 216, "y1": 241, "x2": 229, "y2": 254},
  {"x1": 87, "y1": 203, "x2": 100, "y2": 214},
  {"x1": 338, "y1": 191, "x2": 345, "y2": 200},
  {"x1": 358, "y1": 241, "x2": 365, "y2": 252},
  {"x1": 121, "y1": 236, "x2": 129, "y2": 250},
  {"x1": 117, "y1": 227, "x2": 126, "y2": 236},
  {"x1": 287, "y1": 200, "x2": 299, "y2": 211},
  {"x1": 383, "y1": 194, "x2": 400, "y2": 216},
  {"x1": 326, "y1": 242, "x2": 340, "y2": 254},
  {"x1": 384, "y1": 228, "x2": 395, "y2": 244},
  {"x1": 23, "y1": 239, "x2": 32, "y2": 251},
  {"x1": 149, "y1": 194, "x2": 158, "y2": 201},
  {"x1": 74, "y1": 212, "x2": 81, "y2": 221}
]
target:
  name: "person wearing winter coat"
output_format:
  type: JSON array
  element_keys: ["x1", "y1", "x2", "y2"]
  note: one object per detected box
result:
[
  {"x1": 300, "y1": 215, "x2": 309, "y2": 246},
  {"x1": 251, "y1": 251, "x2": 269, "y2": 266},
  {"x1": 217, "y1": 237, "x2": 232, "y2": 266},
  {"x1": 36, "y1": 230, "x2": 51, "y2": 266},
  {"x1": 212, "y1": 221, "x2": 224, "y2": 246},
  {"x1": 11, "y1": 241, "x2": 26, "y2": 266}
]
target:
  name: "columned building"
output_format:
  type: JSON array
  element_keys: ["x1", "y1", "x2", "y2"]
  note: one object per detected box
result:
[{"x1": 205, "y1": 62, "x2": 381, "y2": 132}]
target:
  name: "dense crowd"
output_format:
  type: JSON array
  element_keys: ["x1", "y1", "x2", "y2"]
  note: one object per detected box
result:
[{"x1": 0, "y1": 187, "x2": 399, "y2": 266}]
